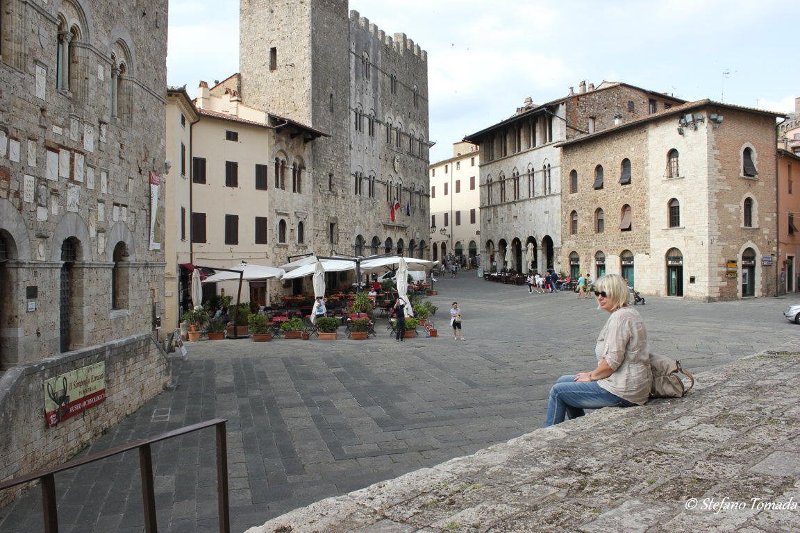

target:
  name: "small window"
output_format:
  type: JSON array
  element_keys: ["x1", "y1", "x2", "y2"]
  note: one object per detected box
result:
[
  {"x1": 328, "y1": 173, "x2": 334, "y2": 191},
  {"x1": 789, "y1": 213, "x2": 798, "y2": 235},
  {"x1": 569, "y1": 169, "x2": 578, "y2": 193},
  {"x1": 191, "y1": 212, "x2": 206, "y2": 243},
  {"x1": 593, "y1": 165, "x2": 604, "y2": 190},
  {"x1": 224, "y1": 215, "x2": 239, "y2": 245},
  {"x1": 471, "y1": 157, "x2": 475, "y2": 167},
  {"x1": 431, "y1": 168, "x2": 436, "y2": 177},
  {"x1": 255, "y1": 164, "x2": 268, "y2": 190},
  {"x1": 620, "y1": 159, "x2": 631, "y2": 185},
  {"x1": 180, "y1": 143, "x2": 186, "y2": 176},
  {"x1": 649, "y1": 99, "x2": 657, "y2": 114},
  {"x1": 180, "y1": 207, "x2": 186, "y2": 241},
  {"x1": 456, "y1": 180, "x2": 461, "y2": 193},
  {"x1": 588, "y1": 117, "x2": 595, "y2": 134},
  {"x1": 570, "y1": 211, "x2": 578, "y2": 235},
  {"x1": 278, "y1": 219, "x2": 287, "y2": 243},
  {"x1": 225, "y1": 130, "x2": 239, "y2": 142},
  {"x1": 743, "y1": 197, "x2": 754, "y2": 227},
  {"x1": 470, "y1": 176, "x2": 475, "y2": 190},
  {"x1": 255, "y1": 217, "x2": 268, "y2": 244},
  {"x1": 470, "y1": 208, "x2": 476, "y2": 224},
  {"x1": 328, "y1": 222, "x2": 337, "y2": 244},
  {"x1": 297, "y1": 222, "x2": 304, "y2": 244},
  {"x1": 668, "y1": 199, "x2": 680, "y2": 228},
  {"x1": 627, "y1": 100, "x2": 635, "y2": 113},
  {"x1": 192, "y1": 157, "x2": 206, "y2": 184},
  {"x1": 180, "y1": 114, "x2": 186, "y2": 128},
  {"x1": 431, "y1": 186, "x2": 435, "y2": 198},
  {"x1": 431, "y1": 214, "x2": 436, "y2": 228},
  {"x1": 390, "y1": 74, "x2": 397, "y2": 94},
  {"x1": 456, "y1": 162, "x2": 460, "y2": 170},
  {"x1": 112, "y1": 242, "x2": 128, "y2": 310},
  {"x1": 445, "y1": 164, "x2": 448, "y2": 174},
  {"x1": 595, "y1": 208, "x2": 605, "y2": 233},
  {"x1": 667, "y1": 149, "x2": 679, "y2": 178},
  {"x1": 743, "y1": 147, "x2": 757, "y2": 177},
  {"x1": 620, "y1": 204, "x2": 632, "y2": 232},
  {"x1": 269, "y1": 47, "x2": 277, "y2": 71},
  {"x1": 225, "y1": 161, "x2": 238, "y2": 187},
  {"x1": 444, "y1": 213, "x2": 449, "y2": 227},
  {"x1": 444, "y1": 182, "x2": 448, "y2": 195},
  {"x1": 455, "y1": 211, "x2": 461, "y2": 226}
]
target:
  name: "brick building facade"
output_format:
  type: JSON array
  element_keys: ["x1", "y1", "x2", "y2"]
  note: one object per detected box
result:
[
  {"x1": 464, "y1": 82, "x2": 683, "y2": 275},
  {"x1": 0, "y1": 0, "x2": 170, "y2": 498},
  {"x1": 560, "y1": 101, "x2": 781, "y2": 300}
]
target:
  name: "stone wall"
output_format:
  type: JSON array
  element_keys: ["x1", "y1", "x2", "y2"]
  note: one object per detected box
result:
[{"x1": 0, "y1": 334, "x2": 170, "y2": 507}]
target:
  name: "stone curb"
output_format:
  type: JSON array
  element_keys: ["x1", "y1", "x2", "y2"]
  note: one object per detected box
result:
[{"x1": 246, "y1": 351, "x2": 800, "y2": 533}]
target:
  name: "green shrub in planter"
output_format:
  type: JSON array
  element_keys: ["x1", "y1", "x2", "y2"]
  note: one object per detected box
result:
[
  {"x1": 349, "y1": 292, "x2": 373, "y2": 315},
  {"x1": 182, "y1": 306, "x2": 210, "y2": 329},
  {"x1": 280, "y1": 317, "x2": 306, "y2": 332},
  {"x1": 229, "y1": 303, "x2": 251, "y2": 326},
  {"x1": 405, "y1": 317, "x2": 419, "y2": 330},
  {"x1": 349, "y1": 318, "x2": 371, "y2": 332},
  {"x1": 316, "y1": 317, "x2": 340, "y2": 333},
  {"x1": 248, "y1": 313, "x2": 270, "y2": 334},
  {"x1": 207, "y1": 316, "x2": 227, "y2": 333}
]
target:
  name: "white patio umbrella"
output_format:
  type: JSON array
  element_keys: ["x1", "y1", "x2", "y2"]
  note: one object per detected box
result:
[
  {"x1": 279, "y1": 255, "x2": 318, "y2": 272},
  {"x1": 202, "y1": 261, "x2": 284, "y2": 283},
  {"x1": 280, "y1": 258, "x2": 356, "y2": 279},
  {"x1": 191, "y1": 269, "x2": 203, "y2": 309},
  {"x1": 396, "y1": 257, "x2": 413, "y2": 317},
  {"x1": 360, "y1": 256, "x2": 434, "y2": 273},
  {"x1": 312, "y1": 260, "x2": 326, "y2": 298}
]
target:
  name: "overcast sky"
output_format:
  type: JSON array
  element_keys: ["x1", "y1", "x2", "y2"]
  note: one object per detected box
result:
[{"x1": 168, "y1": 0, "x2": 800, "y2": 163}]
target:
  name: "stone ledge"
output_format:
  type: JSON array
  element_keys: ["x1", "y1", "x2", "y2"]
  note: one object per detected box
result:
[{"x1": 247, "y1": 351, "x2": 800, "y2": 533}]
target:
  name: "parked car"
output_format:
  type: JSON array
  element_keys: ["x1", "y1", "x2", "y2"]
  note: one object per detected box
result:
[{"x1": 784, "y1": 304, "x2": 800, "y2": 324}]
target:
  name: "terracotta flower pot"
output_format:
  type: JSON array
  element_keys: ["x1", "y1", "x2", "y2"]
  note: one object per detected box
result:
[
  {"x1": 301, "y1": 332, "x2": 310, "y2": 340},
  {"x1": 350, "y1": 331, "x2": 368, "y2": 340},
  {"x1": 187, "y1": 331, "x2": 201, "y2": 342},
  {"x1": 428, "y1": 329, "x2": 438, "y2": 337},
  {"x1": 251, "y1": 333, "x2": 273, "y2": 342},
  {"x1": 319, "y1": 332, "x2": 337, "y2": 341},
  {"x1": 227, "y1": 325, "x2": 249, "y2": 337},
  {"x1": 284, "y1": 331, "x2": 302, "y2": 339},
  {"x1": 403, "y1": 330, "x2": 417, "y2": 339},
  {"x1": 207, "y1": 331, "x2": 225, "y2": 341}
]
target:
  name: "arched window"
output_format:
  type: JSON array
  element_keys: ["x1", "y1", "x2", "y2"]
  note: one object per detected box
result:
[
  {"x1": 667, "y1": 149, "x2": 680, "y2": 178},
  {"x1": 569, "y1": 169, "x2": 578, "y2": 193},
  {"x1": 546, "y1": 164, "x2": 552, "y2": 194},
  {"x1": 668, "y1": 199, "x2": 680, "y2": 227},
  {"x1": 354, "y1": 235, "x2": 364, "y2": 256},
  {"x1": 112, "y1": 242, "x2": 129, "y2": 310},
  {"x1": 384, "y1": 237, "x2": 393, "y2": 254},
  {"x1": 432, "y1": 243, "x2": 438, "y2": 261},
  {"x1": 499, "y1": 174, "x2": 506, "y2": 203},
  {"x1": 397, "y1": 239, "x2": 404, "y2": 256},
  {"x1": 743, "y1": 197, "x2": 754, "y2": 227},
  {"x1": 278, "y1": 219, "x2": 287, "y2": 243},
  {"x1": 620, "y1": 204, "x2": 632, "y2": 232},
  {"x1": 570, "y1": 210, "x2": 578, "y2": 235},
  {"x1": 297, "y1": 221, "x2": 304, "y2": 244},
  {"x1": 743, "y1": 147, "x2": 757, "y2": 177},
  {"x1": 569, "y1": 251, "x2": 580, "y2": 279},
  {"x1": 620, "y1": 158, "x2": 631, "y2": 185},
  {"x1": 370, "y1": 236, "x2": 380, "y2": 255},
  {"x1": 362, "y1": 52, "x2": 370, "y2": 80},
  {"x1": 487, "y1": 177, "x2": 494, "y2": 204},
  {"x1": 595, "y1": 251, "x2": 606, "y2": 279},
  {"x1": 593, "y1": 165, "x2": 604, "y2": 190},
  {"x1": 595, "y1": 208, "x2": 605, "y2": 233}
]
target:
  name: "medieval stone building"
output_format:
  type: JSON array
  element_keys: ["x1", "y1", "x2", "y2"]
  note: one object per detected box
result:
[{"x1": 0, "y1": 0, "x2": 170, "y2": 496}]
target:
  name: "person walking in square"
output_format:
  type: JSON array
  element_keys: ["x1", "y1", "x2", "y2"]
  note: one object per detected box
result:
[
  {"x1": 394, "y1": 297, "x2": 406, "y2": 342},
  {"x1": 577, "y1": 273, "x2": 589, "y2": 299},
  {"x1": 450, "y1": 302, "x2": 464, "y2": 341}
]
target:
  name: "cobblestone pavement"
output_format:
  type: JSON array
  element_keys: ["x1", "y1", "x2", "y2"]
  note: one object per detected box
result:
[{"x1": 1, "y1": 273, "x2": 798, "y2": 532}]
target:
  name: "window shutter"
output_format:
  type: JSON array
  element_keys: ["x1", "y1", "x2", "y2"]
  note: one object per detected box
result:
[
  {"x1": 620, "y1": 161, "x2": 631, "y2": 185},
  {"x1": 191, "y1": 213, "x2": 206, "y2": 243},
  {"x1": 592, "y1": 174, "x2": 604, "y2": 190},
  {"x1": 620, "y1": 207, "x2": 632, "y2": 230},
  {"x1": 743, "y1": 151, "x2": 758, "y2": 177}
]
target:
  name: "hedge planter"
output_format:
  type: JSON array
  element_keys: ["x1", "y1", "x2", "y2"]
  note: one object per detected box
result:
[
  {"x1": 251, "y1": 333, "x2": 273, "y2": 342},
  {"x1": 350, "y1": 332, "x2": 368, "y2": 340},
  {"x1": 207, "y1": 331, "x2": 225, "y2": 341},
  {"x1": 319, "y1": 332, "x2": 337, "y2": 341},
  {"x1": 227, "y1": 325, "x2": 249, "y2": 337},
  {"x1": 284, "y1": 331, "x2": 302, "y2": 339}
]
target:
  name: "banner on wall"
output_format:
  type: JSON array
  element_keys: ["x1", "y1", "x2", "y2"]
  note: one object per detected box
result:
[
  {"x1": 43, "y1": 361, "x2": 106, "y2": 427},
  {"x1": 149, "y1": 171, "x2": 162, "y2": 250}
]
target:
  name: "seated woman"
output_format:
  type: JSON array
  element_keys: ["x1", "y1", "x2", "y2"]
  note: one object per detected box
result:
[{"x1": 544, "y1": 274, "x2": 651, "y2": 427}]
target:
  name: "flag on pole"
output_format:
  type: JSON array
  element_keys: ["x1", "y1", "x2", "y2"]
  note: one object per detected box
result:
[{"x1": 390, "y1": 199, "x2": 401, "y2": 222}]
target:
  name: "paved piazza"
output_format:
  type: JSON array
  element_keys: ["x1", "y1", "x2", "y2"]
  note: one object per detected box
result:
[{"x1": 2, "y1": 274, "x2": 798, "y2": 532}]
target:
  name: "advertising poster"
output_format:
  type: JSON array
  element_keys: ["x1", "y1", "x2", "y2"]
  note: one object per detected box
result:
[{"x1": 43, "y1": 361, "x2": 106, "y2": 427}]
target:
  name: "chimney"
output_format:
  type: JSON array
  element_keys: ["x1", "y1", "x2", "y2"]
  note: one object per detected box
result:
[
  {"x1": 568, "y1": 86, "x2": 574, "y2": 96},
  {"x1": 523, "y1": 96, "x2": 533, "y2": 108},
  {"x1": 579, "y1": 80, "x2": 586, "y2": 93},
  {"x1": 796, "y1": 96, "x2": 800, "y2": 114},
  {"x1": 196, "y1": 80, "x2": 209, "y2": 109},
  {"x1": 588, "y1": 83, "x2": 595, "y2": 91}
]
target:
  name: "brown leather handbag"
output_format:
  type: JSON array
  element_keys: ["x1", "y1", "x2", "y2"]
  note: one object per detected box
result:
[{"x1": 650, "y1": 353, "x2": 695, "y2": 398}]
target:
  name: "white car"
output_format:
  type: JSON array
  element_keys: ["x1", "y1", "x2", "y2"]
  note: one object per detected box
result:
[{"x1": 784, "y1": 304, "x2": 800, "y2": 324}]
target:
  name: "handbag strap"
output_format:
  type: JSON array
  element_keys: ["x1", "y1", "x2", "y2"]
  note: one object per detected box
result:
[{"x1": 676, "y1": 361, "x2": 695, "y2": 393}]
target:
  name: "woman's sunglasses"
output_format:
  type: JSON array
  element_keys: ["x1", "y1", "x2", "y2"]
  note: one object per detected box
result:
[{"x1": 593, "y1": 290, "x2": 607, "y2": 298}]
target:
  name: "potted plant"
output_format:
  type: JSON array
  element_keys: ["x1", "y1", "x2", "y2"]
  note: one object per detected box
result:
[
  {"x1": 248, "y1": 314, "x2": 272, "y2": 342},
  {"x1": 316, "y1": 317, "x2": 339, "y2": 341},
  {"x1": 206, "y1": 316, "x2": 226, "y2": 340},
  {"x1": 349, "y1": 318, "x2": 371, "y2": 340},
  {"x1": 349, "y1": 291, "x2": 373, "y2": 316},
  {"x1": 280, "y1": 317, "x2": 305, "y2": 339},
  {"x1": 182, "y1": 307, "x2": 209, "y2": 342},
  {"x1": 227, "y1": 303, "x2": 251, "y2": 337},
  {"x1": 404, "y1": 317, "x2": 419, "y2": 338}
]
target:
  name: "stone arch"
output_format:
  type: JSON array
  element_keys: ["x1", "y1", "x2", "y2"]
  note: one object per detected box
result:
[
  {"x1": 106, "y1": 221, "x2": 136, "y2": 259},
  {"x1": 50, "y1": 212, "x2": 91, "y2": 262},
  {"x1": 0, "y1": 200, "x2": 31, "y2": 260}
]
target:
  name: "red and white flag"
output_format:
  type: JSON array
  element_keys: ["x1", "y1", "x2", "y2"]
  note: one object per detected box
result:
[{"x1": 389, "y1": 200, "x2": 401, "y2": 222}]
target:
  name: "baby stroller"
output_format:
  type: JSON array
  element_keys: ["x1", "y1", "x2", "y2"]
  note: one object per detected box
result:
[{"x1": 630, "y1": 287, "x2": 646, "y2": 305}]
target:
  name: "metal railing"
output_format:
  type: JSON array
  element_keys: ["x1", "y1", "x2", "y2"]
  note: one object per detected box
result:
[{"x1": 0, "y1": 418, "x2": 230, "y2": 533}]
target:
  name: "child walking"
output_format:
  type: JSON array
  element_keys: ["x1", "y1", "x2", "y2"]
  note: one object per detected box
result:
[{"x1": 450, "y1": 302, "x2": 464, "y2": 341}]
